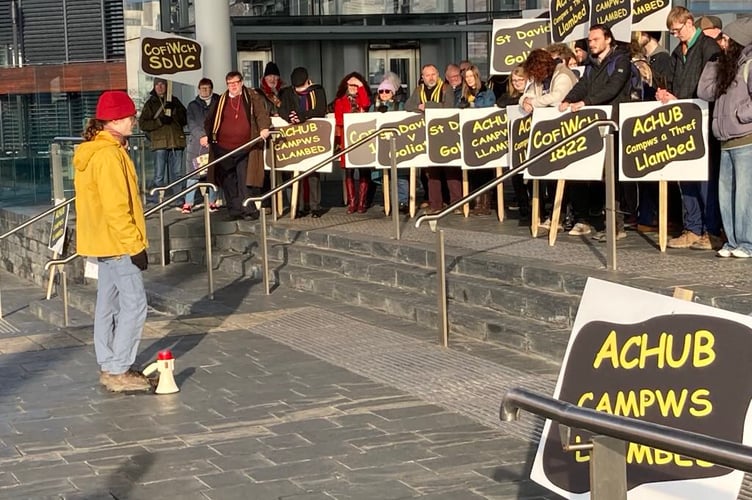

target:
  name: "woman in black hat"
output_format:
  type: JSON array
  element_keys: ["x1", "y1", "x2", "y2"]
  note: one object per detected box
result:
[{"x1": 257, "y1": 61, "x2": 284, "y2": 116}]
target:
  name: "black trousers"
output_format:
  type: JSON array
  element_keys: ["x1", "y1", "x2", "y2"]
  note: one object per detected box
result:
[{"x1": 214, "y1": 146, "x2": 257, "y2": 217}]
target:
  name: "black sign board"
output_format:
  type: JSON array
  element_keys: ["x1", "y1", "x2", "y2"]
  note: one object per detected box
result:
[
  {"x1": 526, "y1": 108, "x2": 608, "y2": 178},
  {"x1": 141, "y1": 36, "x2": 202, "y2": 75},
  {"x1": 377, "y1": 113, "x2": 427, "y2": 167},
  {"x1": 491, "y1": 19, "x2": 551, "y2": 74},
  {"x1": 621, "y1": 102, "x2": 705, "y2": 180},
  {"x1": 550, "y1": 0, "x2": 590, "y2": 43},
  {"x1": 427, "y1": 112, "x2": 460, "y2": 165},
  {"x1": 267, "y1": 119, "x2": 334, "y2": 170},
  {"x1": 460, "y1": 108, "x2": 509, "y2": 168}
]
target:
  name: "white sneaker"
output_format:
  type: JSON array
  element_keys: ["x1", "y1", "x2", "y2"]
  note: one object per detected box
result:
[
  {"x1": 731, "y1": 248, "x2": 751, "y2": 258},
  {"x1": 568, "y1": 222, "x2": 592, "y2": 236},
  {"x1": 717, "y1": 247, "x2": 732, "y2": 258}
]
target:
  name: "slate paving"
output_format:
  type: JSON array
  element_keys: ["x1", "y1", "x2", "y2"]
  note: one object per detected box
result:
[{"x1": 0, "y1": 270, "x2": 560, "y2": 499}]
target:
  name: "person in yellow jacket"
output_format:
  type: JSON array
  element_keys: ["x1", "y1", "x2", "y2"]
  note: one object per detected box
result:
[{"x1": 74, "y1": 90, "x2": 151, "y2": 392}]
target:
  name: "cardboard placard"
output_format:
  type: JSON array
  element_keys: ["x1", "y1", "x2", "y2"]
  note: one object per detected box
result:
[
  {"x1": 425, "y1": 109, "x2": 462, "y2": 166},
  {"x1": 632, "y1": 0, "x2": 672, "y2": 31},
  {"x1": 266, "y1": 117, "x2": 335, "y2": 173},
  {"x1": 531, "y1": 278, "x2": 750, "y2": 500},
  {"x1": 140, "y1": 28, "x2": 203, "y2": 85},
  {"x1": 590, "y1": 0, "x2": 632, "y2": 42},
  {"x1": 47, "y1": 203, "x2": 69, "y2": 255},
  {"x1": 376, "y1": 111, "x2": 428, "y2": 168},
  {"x1": 619, "y1": 100, "x2": 708, "y2": 181},
  {"x1": 343, "y1": 113, "x2": 378, "y2": 167},
  {"x1": 549, "y1": 0, "x2": 590, "y2": 43},
  {"x1": 491, "y1": 19, "x2": 551, "y2": 75},
  {"x1": 524, "y1": 106, "x2": 611, "y2": 180},
  {"x1": 459, "y1": 107, "x2": 509, "y2": 169},
  {"x1": 507, "y1": 106, "x2": 532, "y2": 170}
]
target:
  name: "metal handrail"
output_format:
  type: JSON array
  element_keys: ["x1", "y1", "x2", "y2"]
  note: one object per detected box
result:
[
  {"x1": 242, "y1": 125, "x2": 401, "y2": 295},
  {"x1": 0, "y1": 197, "x2": 75, "y2": 241},
  {"x1": 149, "y1": 133, "x2": 280, "y2": 198},
  {"x1": 44, "y1": 182, "x2": 219, "y2": 326},
  {"x1": 501, "y1": 387, "x2": 752, "y2": 473},
  {"x1": 414, "y1": 119, "x2": 618, "y2": 346}
]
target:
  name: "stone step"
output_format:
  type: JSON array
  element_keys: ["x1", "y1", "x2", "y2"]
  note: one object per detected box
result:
[
  {"x1": 262, "y1": 243, "x2": 578, "y2": 327},
  {"x1": 27, "y1": 296, "x2": 93, "y2": 329},
  {"x1": 273, "y1": 263, "x2": 571, "y2": 361}
]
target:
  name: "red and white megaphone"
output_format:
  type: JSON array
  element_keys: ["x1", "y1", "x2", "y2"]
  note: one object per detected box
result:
[{"x1": 142, "y1": 350, "x2": 179, "y2": 394}]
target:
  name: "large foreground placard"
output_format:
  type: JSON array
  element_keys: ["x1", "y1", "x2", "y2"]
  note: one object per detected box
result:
[
  {"x1": 619, "y1": 100, "x2": 708, "y2": 181},
  {"x1": 531, "y1": 278, "x2": 752, "y2": 500}
]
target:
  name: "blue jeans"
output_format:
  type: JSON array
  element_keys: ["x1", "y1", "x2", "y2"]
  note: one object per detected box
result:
[
  {"x1": 153, "y1": 148, "x2": 184, "y2": 200},
  {"x1": 719, "y1": 143, "x2": 752, "y2": 253},
  {"x1": 678, "y1": 166, "x2": 720, "y2": 236},
  {"x1": 184, "y1": 178, "x2": 218, "y2": 206},
  {"x1": 397, "y1": 176, "x2": 409, "y2": 204},
  {"x1": 94, "y1": 256, "x2": 147, "y2": 375}
]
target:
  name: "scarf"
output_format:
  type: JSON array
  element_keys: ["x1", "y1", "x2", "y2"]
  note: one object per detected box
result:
[{"x1": 419, "y1": 78, "x2": 445, "y2": 104}]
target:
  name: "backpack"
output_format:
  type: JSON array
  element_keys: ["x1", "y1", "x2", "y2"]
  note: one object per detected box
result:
[{"x1": 585, "y1": 52, "x2": 644, "y2": 102}]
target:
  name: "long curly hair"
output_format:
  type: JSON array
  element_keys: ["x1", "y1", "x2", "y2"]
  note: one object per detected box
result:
[
  {"x1": 82, "y1": 118, "x2": 106, "y2": 141},
  {"x1": 335, "y1": 72, "x2": 371, "y2": 99},
  {"x1": 523, "y1": 49, "x2": 557, "y2": 83},
  {"x1": 715, "y1": 39, "x2": 744, "y2": 99}
]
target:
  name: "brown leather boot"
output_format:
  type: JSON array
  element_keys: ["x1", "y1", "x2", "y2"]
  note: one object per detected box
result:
[
  {"x1": 357, "y1": 178, "x2": 369, "y2": 213},
  {"x1": 345, "y1": 176, "x2": 356, "y2": 214},
  {"x1": 472, "y1": 192, "x2": 491, "y2": 215}
]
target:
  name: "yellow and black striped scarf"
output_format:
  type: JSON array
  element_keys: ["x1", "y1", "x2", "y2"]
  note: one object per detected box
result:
[{"x1": 419, "y1": 78, "x2": 445, "y2": 104}]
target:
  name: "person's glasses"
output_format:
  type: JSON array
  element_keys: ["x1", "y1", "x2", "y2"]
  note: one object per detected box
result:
[
  {"x1": 669, "y1": 22, "x2": 686, "y2": 35},
  {"x1": 378, "y1": 89, "x2": 392, "y2": 94},
  {"x1": 226, "y1": 80, "x2": 242, "y2": 85}
]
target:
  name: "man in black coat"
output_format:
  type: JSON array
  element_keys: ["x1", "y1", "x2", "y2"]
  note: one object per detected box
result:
[
  {"x1": 656, "y1": 6, "x2": 721, "y2": 251},
  {"x1": 559, "y1": 23, "x2": 632, "y2": 240}
]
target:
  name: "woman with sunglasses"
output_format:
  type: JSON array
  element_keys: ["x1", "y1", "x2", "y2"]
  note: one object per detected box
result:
[
  {"x1": 372, "y1": 79, "x2": 409, "y2": 213},
  {"x1": 334, "y1": 72, "x2": 372, "y2": 213}
]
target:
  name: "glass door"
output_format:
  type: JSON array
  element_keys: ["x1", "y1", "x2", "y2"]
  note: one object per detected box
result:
[
  {"x1": 237, "y1": 50, "x2": 272, "y2": 88},
  {"x1": 368, "y1": 47, "x2": 418, "y2": 94}
]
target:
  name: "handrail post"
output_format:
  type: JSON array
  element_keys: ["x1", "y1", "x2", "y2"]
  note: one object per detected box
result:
[
  {"x1": 61, "y1": 269, "x2": 69, "y2": 327},
  {"x1": 158, "y1": 191, "x2": 166, "y2": 266},
  {"x1": 270, "y1": 135, "x2": 278, "y2": 223},
  {"x1": 436, "y1": 229, "x2": 448, "y2": 347},
  {"x1": 259, "y1": 201, "x2": 270, "y2": 295},
  {"x1": 590, "y1": 436, "x2": 627, "y2": 500},
  {"x1": 604, "y1": 133, "x2": 616, "y2": 271},
  {"x1": 203, "y1": 187, "x2": 215, "y2": 300},
  {"x1": 389, "y1": 133, "x2": 400, "y2": 240}
]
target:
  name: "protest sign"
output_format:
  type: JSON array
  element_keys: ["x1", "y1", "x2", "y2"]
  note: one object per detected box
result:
[
  {"x1": 632, "y1": 0, "x2": 672, "y2": 31},
  {"x1": 425, "y1": 109, "x2": 461, "y2": 166},
  {"x1": 531, "y1": 278, "x2": 751, "y2": 500},
  {"x1": 491, "y1": 19, "x2": 551, "y2": 75},
  {"x1": 140, "y1": 28, "x2": 203, "y2": 85},
  {"x1": 590, "y1": 0, "x2": 632, "y2": 42},
  {"x1": 376, "y1": 111, "x2": 428, "y2": 168},
  {"x1": 619, "y1": 100, "x2": 708, "y2": 181},
  {"x1": 266, "y1": 116, "x2": 335, "y2": 173},
  {"x1": 459, "y1": 107, "x2": 509, "y2": 169},
  {"x1": 343, "y1": 113, "x2": 378, "y2": 167},
  {"x1": 47, "y1": 203, "x2": 69, "y2": 255},
  {"x1": 524, "y1": 106, "x2": 611, "y2": 180},
  {"x1": 549, "y1": 0, "x2": 589, "y2": 43},
  {"x1": 507, "y1": 106, "x2": 532, "y2": 170}
]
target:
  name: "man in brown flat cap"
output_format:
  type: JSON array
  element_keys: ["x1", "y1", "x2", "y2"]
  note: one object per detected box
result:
[{"x1": 698, "y1": 15, "x2": 726, "y2": 49}]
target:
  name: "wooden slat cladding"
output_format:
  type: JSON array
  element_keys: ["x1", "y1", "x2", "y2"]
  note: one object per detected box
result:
[{"x1": 0, "y1": 61, "x2": 126, "y2": 94}]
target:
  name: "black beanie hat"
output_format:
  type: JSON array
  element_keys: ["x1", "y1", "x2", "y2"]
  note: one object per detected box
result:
[
  {"x1": 645, "y1": 31, "x2": 662, "y2": 42},
  {"x1": 574, "y1": 39, "x2": 588, "y2": 52},
  {"x1": 290, "y1": 67, "x2": 309, "y2": 87},
  {"x1": 263, "y1": 62, "x2": 281, "y2": 78}
]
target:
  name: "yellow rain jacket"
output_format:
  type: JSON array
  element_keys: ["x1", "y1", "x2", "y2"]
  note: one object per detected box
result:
[{"x1": 73, "y1": 130, "x2": 147, "y2": 257}]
